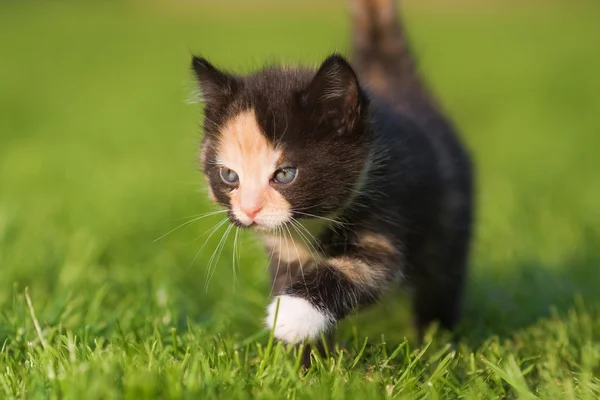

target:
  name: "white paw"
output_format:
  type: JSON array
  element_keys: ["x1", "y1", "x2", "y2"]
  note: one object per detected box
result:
[{"x1": 265, "y1": 295, "x2": 332, "y2": 344}]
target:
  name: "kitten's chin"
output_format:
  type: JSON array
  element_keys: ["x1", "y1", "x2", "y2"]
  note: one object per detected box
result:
[
  {"x1": 249, "y1": 222, "x2": 287, "y2": 234},
  {"x1": 251, "y1": 224, "x2": 275, "y2": 233}
]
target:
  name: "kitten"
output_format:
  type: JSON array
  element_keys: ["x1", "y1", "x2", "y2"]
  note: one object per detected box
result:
[{"x1": 191, "y1": 0, "x2": 473, "y2": 348}]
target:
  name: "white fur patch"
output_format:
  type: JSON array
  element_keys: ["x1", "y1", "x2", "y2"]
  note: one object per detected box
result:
[{"x1": 265, "y1": 295, "x2": 332, "y2": 343}]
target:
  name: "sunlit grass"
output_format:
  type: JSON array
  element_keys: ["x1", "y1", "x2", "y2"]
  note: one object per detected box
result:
[{"x1": 1, "y1": 1, "x2": 599, "y2": 398}]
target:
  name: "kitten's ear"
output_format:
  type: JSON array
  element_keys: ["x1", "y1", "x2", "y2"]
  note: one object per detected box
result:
[
  {"x1": 191, "y1": 56, "x2": 238, "y2": 106},
  {"x1": 302, "y1": 54, "x2": 363, "y2": 135}
]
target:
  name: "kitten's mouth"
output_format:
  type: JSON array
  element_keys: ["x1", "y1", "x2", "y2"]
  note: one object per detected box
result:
[
  {"x1": 228, "y1": 209, "x2": 292, "y2": 232},
  {"x1": 231, "y1": 218, "x2": 266, "y2": 230},
  {"x1": 237, "y1": 219, "x2": 289, "y2": 234}
]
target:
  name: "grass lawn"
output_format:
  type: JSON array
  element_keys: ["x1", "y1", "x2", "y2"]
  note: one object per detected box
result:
[{"x1": 1, "y1": 1, "x2": 600, "y2": 398}]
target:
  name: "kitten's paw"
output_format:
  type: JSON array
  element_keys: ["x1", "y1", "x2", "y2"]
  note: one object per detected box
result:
[{"x1": 265, "y1": 295, "x2": 333, "y2": 343}]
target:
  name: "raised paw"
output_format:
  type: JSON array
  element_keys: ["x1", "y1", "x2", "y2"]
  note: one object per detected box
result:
[{"x1": 264, "y1": 295, "x2": 333, "y2": 343}]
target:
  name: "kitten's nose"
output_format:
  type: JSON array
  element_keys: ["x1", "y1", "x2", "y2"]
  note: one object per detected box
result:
[
  {"x1": 240, "y1": 188, "x2": 264, "y2": 221},
  {"x1": 241, "y1": 204, "x2": 262, "y2": 220}
]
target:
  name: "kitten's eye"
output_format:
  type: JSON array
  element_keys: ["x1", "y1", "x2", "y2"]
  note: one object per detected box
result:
[
  {"x1": 272, "y1": 167, "x2": 297, "y2": 184},
  {"x1": 219, "y1": 167, "x2": 239, "y2": 184}
]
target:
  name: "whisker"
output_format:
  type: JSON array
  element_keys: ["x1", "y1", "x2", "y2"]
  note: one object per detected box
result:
[
  {"x1": 236, "y1": 228, "x2": 242, "y2": 275},
  {"x1": 186, "y1": 218, "x2": 229, "y2": 273},
  {"x1": 205, "y1": 223, "x2": 234, "y2": 291},
  {"x1": 168, "y1": 209, "x2": 222, "y2": 222},
  {"x1": 288, "y1": 222, "x2": 319, "y2": 276},
  {"x1": 269, "y1": 225, "x2": 284, "y2": 297},
  {"x1": 283, "y1": 223, "x2": 308, "y2": 296},
  {"x1": 290, "y1": 201, "x2": 329, "y2": 212},
  {"x1": 264, "y1": 229, "x2": 278, "y2": 275},
  {"x1": 292, "y1": 211, "x2": 345, "y2": 227},
  {"x1": 232, "y1": 226, "x2": 240, "y2": 287},
  {"x1": 289, "y1": 219, "x2": 322, "y2": 259},
  {"x1": 214, "y1": 224, "x2": 234, "y2": 285},
  {"x1": 190, "y1": 217, "x2": 229, "y2": 244},
  {"x1": 290, "y1": 218, "x2": 319, "y2": 245},
  {"x1": 154, "y1": 210, "x2": 227, "y2": 242}
]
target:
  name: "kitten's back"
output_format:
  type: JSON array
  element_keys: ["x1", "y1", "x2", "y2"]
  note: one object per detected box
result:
[
  {"x1": 350, "y1": 0, "x2": 474, "y2": 333},
  {"x1": 350, "y1": 0, "x2": 472, "y2": 213}
]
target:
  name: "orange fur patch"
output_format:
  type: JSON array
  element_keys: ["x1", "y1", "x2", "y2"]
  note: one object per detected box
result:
[
  {"x1": 215, "y1": 110, "x2": 292, "y2": 227},
  {"x1": 358, "y1": 232, "x2": 397, "y2": 254},
  {"x1": 329, "y1": 232, "x2": 398, "y2": 287},
  {"x1": 329, "y1": 257, "x2": 385, "y2": 287}
]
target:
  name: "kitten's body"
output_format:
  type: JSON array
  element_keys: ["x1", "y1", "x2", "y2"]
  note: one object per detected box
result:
[{"x1": 192, "y1": 0, "x2": 473, "y2": 348}]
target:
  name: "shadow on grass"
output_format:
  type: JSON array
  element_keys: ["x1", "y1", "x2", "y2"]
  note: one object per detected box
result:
[
  {"x1": 460, "y1": 258, "x2": 600, "y2": 347},
  {"x1": 330, "y1": 231, "x2": 600, "y2": 353}
]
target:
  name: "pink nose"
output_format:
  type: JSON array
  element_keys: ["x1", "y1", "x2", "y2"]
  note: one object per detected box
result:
[{"x1": 241, "y1": 205, "x2": 262, "y2": 220}]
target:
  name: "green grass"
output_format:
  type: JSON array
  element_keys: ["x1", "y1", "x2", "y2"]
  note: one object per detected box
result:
[{"x1": 1, "y1": 1, "x2": 600, "y2": 398}]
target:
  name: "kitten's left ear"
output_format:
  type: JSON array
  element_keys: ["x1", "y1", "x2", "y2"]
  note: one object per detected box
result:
[
  {"x1": 191, "y1": 56, "x2": 238, "y2": 107},
  {"x1": 302, "y1": 54, "x2": 364, "y2": 135}
]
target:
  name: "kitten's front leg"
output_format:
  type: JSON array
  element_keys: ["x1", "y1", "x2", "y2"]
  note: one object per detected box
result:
[{"x1": 265, "y1": 234, "x2": 400, "y2": 343}]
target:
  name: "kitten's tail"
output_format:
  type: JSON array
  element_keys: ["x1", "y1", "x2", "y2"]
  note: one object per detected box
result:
[{"x1": 349, "y1": 0, "x2": 425, "y2": 100}]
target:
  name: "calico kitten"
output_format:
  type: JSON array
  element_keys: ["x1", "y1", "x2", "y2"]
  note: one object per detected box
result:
[{"x1": 191, "y1": 0, "x2": 473, "y2": 347}]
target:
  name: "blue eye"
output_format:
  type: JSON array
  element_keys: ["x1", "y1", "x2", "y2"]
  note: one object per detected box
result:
[
  {"x1": 219, "y1": 167, "x2": 239, "y2": 184},
  {"x1": 273, "y1": 167, "x2": 297, "y2": 184}
]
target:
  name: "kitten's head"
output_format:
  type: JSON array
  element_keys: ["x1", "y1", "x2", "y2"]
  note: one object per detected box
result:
[{"x1": 192, "y1": 54, "x2": 372, "y2": 231}]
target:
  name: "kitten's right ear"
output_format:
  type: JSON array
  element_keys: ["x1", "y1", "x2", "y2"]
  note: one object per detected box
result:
[
  {"x1": 301, "y1": 54, "x2": 364, "y2": 135},
  {"x1": 191, "y1": 56, "x2": 238, "y2": 105}
]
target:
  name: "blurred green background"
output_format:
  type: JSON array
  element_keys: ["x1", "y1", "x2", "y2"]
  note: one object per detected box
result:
[{"x1": 1, "y1": 0, "x2": 599, "y2": 397}]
